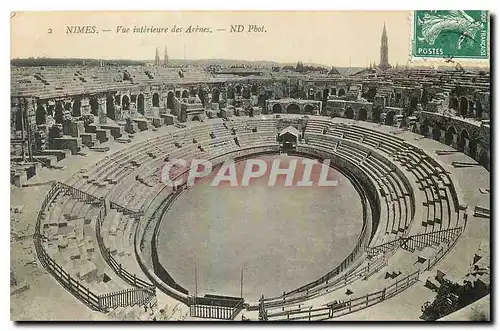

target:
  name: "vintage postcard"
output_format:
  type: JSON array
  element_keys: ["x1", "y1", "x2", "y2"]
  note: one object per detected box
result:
[{"x1": 10, "y1": 10, "x2": 491, "y2": 321}]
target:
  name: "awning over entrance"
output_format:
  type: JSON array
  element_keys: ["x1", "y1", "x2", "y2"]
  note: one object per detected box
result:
[{"x1": 279, "y1": 126, "x2": 300, "y2": 138}]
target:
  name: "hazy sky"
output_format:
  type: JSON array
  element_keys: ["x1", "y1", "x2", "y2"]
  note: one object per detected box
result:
[{"x1": 12, "y1": 11, "x2": 415, "y2": 66}]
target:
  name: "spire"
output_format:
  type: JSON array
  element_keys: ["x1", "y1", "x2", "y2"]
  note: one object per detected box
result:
[
  {"x1": 378, "y1": 23, "x2": 391, "y2": 71},
  {"x1": 155, "y1": 47, "x2": 160, "y2": 66},
  {"x1": 164, "y1": 46, "x2": 169, "y2": 67}
]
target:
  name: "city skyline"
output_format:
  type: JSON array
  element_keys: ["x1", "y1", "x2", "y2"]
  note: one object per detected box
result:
[{"x1": 11, "y1": 11, "x2": 417, "y2": 67}]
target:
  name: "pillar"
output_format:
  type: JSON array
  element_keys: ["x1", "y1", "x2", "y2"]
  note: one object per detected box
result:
[
  {"x1": 440, "y1": 130, "x2": 446, "y2": 144},
  {"x1": 464, "y1": 138, "x2": 470, "y2": 156},
  {"x1": 427, "y1": 126, "x2": 434, "y2": 139},
  {"x1": 98, "y1": 97, "x2": 107, "y2": 124},
  {"x1": 452, "y1": 134, "x2": 458, "y2": 149},
  {"x1": 81, "y1": 97, "x2": 91, "y2": 115}
]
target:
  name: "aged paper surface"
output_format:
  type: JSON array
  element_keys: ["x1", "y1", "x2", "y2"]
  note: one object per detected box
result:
[{"x1": 10, "y1": 10, "x2": 490, "y2": 321}]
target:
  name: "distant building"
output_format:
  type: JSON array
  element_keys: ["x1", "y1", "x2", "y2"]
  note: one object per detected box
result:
[{"x1": 378, "y1": 23, "x2": 392, "y2": 71}]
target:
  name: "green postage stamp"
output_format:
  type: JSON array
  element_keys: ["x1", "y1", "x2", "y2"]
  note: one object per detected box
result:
[{"x1": 412, "y1": 10, "x2": 489, "y2": 60}]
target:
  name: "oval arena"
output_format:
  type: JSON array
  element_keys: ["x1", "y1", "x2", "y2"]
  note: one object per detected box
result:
[{"x1": 10, "y1": 63, "x2": 490, "y2": 321}]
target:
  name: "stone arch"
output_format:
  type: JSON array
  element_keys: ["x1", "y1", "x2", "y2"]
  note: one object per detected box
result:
[
  {"x1": 190, "y1": 87, "x2": 197, "y2": 97},
  {"x1": 304, "y1": 104, "x2": 314, "y2": 114},
  {"x1": 153, "y1": 92, "x2": 160, "y2": 107},
  {"x1": 323, "y1": 88, "x2": 329, "y2": 100},
  {"x1": 137, "y1": 94, "x2": 145, "y2": 115},
  {"x1": 331, "y1": 88, "x2": 336, "y2": 96},
  {"x1": 432, "y1": 124, "x2": 442, "y2": 141},
  {"x1": 344, "y1": 107, "x2": 354, "y2": 119},
  {"x1": 122, "y1": 95, "x2": 130, "y2": 111},
  {"x1": 338, "y1": 88, "x2": 346, "y2": 97},
  {"x1": 36, "y1": 105, "x2": 46, "y2": 125},
  {"x1": 166, "y1": 91, "x2": 174, "y2": 110},
  {"x1": 386, "y1": 111, "x2": 395, "y2": 126},
  {"x1": 54, "y1": 102, "x2": 64, "y2": 123},
  {"x1": 72, "y1": 98, "x2": 82, "y2": 117},
  {"x1": 450, "y1": 97, "x2": 459, "y2": 110},
  {"x1": 90, "y1": 97, "x2": 99, "y2": 116},
  {"x1": 475, "y1": 99, "x2": 483, "y2": 118},
  {"x1": 242, "y1": 86, "x2": 251, "y2": 99},
  {"x1": 458, "y1": 129, "x2": 469, "y2": 152},
  {"x1": 227, "y1": 86, "x2": 235, "y2": 99},
  {"x1": 272, "y1": 103, "x2": 282, "y2": 114},
  {"x1": 372, "y1": 107, "x2": 381, "y2": 123},
  {"x1": 175, "y1": 90, "x2": 181, "y2": 98},
  {"x1": 181, "y1": 90, "x2": 189, "y2": 99},
  {"x1": 287, "y1": 103, "x2": 300, "y2": 114},
  {"x1": 421, "y1": 119, "x2": 431, "y2": 137},
  {"x1": 114, "y1": 95, "x2": 121, "y2": 106},
  {"x1": 235, "y1": 84, "x2": 242, "y2": 95},
  {"x1": 459, "y1": 97, "x2": 468, "y2": 117},
  {"x1": 212, "y1": 88, "x2": 220, "y2": 103},
  {"x1": 14, "y1": 108, "x2": 24, "y2": 131},
  {"x1": 315, "y1": 91, "x2": 322, "y2": 101},
  {"x1": 363, "y1": 87, "x2": 377, "y2": 102},
  {"x1": 251, "y1": 84, "x2": 258, "y2": 95},
  {"x1": 106, "y1": 95, "x2": 115, "y2": 120},
  {"x1": 191, "y1": 115, "x2": 201, "y2": 122},
  {"x1": 409, "y1": 96, "x2": 418, "y2": 114},
  {"x1": 445, "y1": 126, "x2": 457, "y2": 146},
  {"x1": 358, "y1": 108, "x2": 367, "y2": 121}
]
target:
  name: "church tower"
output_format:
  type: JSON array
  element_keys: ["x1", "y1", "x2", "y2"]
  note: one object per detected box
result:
[
  {"x1": 155, "y1": 47, "x2": 160, "y2": 66},
  {"x1": 164, "y1": 46, "x2": 169, "y2": 67},
  {"x1": 378, "y1": 23, "x2": 392, "y2": 71}
]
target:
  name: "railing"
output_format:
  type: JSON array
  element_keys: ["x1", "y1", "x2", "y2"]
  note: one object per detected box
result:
[
  {"x1": 109, "y1": 200, "x2": 142, "y2": 217},
  {"x1": 188, "y1": 295, "x2": 244, "y2": 320},
  {"x1": 366, "y1": 227, "x2": 463, "y2": 258},
  {"x1": 99, "y1": 287, "x2": 156, "y2": 310},
  {"x1": 34, "y1": 181, "x2": 155, "y2": 313},
  {"x1": 265, "y1": 270, "x2": 420, "y2": 321}
]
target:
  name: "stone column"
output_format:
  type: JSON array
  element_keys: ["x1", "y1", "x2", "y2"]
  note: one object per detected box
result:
[
  {"x1": 144, "y1": 93, "x2": 153, "y2": 117},
  {"x1": 81, "y1": 97, "x2": 91, "y2": 115},
  {"x1": 427, "y1": 126, "x2": 434, "y2": 139},
  {"x1": 464, "y1": 138, "x2": 470, "y2": 156},
  {"x1": 98, "y1": 97, "x2": 107, "y2": 124},
  {"x1": 452, "y1": 134, "x2": 458, "y2": 149},
  {"x1": 129, "y1": 102, "x2": 137, "y2": 120},
  {"x1": 440, "y1": 130, "x2": 446, "y2": 144}
]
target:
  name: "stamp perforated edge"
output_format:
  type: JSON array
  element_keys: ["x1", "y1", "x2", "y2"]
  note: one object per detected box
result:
[{"x1": 407, "y1": 10, "x2": 491, "y2": 66}]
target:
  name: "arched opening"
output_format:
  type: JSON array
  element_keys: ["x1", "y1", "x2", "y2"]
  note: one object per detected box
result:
[
  {"x1": 331, "y1": 88, "x2": 336, "y2": 96},
  {"x1": 304, "y1": 104, "x2": 314, "y2": 114},
  {"x1": 469, "y1": 139, "x2": 478, "y2": 160},
  {"x1": 137, "y1": 94, "x2": 145, "y2": 115},
  {"x1": 106, "y1": 95, "x2": 115, "y2": 120},
  {"x1": 272, "y1": 103, "x2": 282, "y2": 114},
  {"x1": 175, "y1": 90, "x2": 181, "y2": 98},
  {"x1": 131, "y1": 94, "x2": 137, "y2": 104},
  {"x1": 372, "y1": 107, "x2": 381, "y2": 123},
  {"x1": 338, "y1": 88, "x2": 346, "y2": 97},
  {"x1": 445, "y1": 126, "x2": 456, "y2": 146},
  {"x1": 323, "y1": 88, "x2": 329, "y2": 100},
  {"x1": 410, "y1": 97, "x2": 418, "y2": 114},
  {"x1": 114, "y1": 95, "x2": 121, "y2": 106},
  {"x1": 432, "y1": 125, "x2": 442, "y2": 141},
  {"x1": 181, "y1": 90, "x2": 189, "y2": 99},
  {"x1": 449, "y1": 97, "x2": 459, "y2": 110},
  {"x1": 251, "y1": 85, "x2": 258, "y2": 95},
  {"x1": 315, "y1": 92, "x2": 322, "y2": 101},
  {"x1": 459, "y1": 97, "x2": 468, "y2": 117},
  {"x1": 242, "y1": 87, "x2": 251, "y2": 99},
  {"x1": 287, "y1": 103, "x2": 300, "y2": 114},
  {"x1": 386, "y1": 111, "x2": 395, "y2": 126},
  {"x1": 153, "y1": 93, "x2": 160, "y2": 107},
  {"x1": 122, "y1": 95, "x2": 130, "y2": 111},
  {"x1": 227, "y1": 86, "x2": 235, "y2": 99},
  {"x1": 475, "y1": 100, "x2": 483, "y2": 118},
  {"x1": 54, "y1": 103, "x2": 64, "y2": 124},
  {"x1": 192, "y1": 115, "x2": 201, "y2": 122},
  {"x1": 235, "y1": 85, "x2": 242, "y2": 95},
  {"x1": 36, "y1": 105, "x2": 46, "y2": 125},
  {"x1": 166, "y1": 92, "x2": 174, "y2": 111},
  {"x1": 257, "y1": 94, "x2": 266, "y2": 107},
  {"x1": 190, "y1": 87, "x2": 197, "y2": 97},
  {"x1": 479, "y1": 150, "x2": 489, "y2": 170},
  {"x1": 358, "y1": 108, "x2": 367, "y2": 121},
  {"x1": 90, "y1": 97, "x2": 99, "y2": 116},
  {"x1": 212, "y1": 89, "x2": 220, "y2": 103},
  {"x1": 363, "y1": 87, "x2": 377, "y2": 102},
  {"x1": 421, "y1": 119, "x2": 430, "y2": 137},
  {"x1": 344, "y1": 107, "x2": 354, "y2": 119},
  {"x1": 72, "y1": 98, "x2": 81, "y2": 117},
  {"x1": 458, "y1": 129, "x2": 469, "y2": 152},
  {"x1": 14, "y1": 108, "x2": 24, "y2": 131}
]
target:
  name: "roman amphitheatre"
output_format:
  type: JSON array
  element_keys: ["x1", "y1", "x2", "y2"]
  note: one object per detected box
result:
[{"x1": 10, "y1": 48, "x2": 491, "y2": 320}]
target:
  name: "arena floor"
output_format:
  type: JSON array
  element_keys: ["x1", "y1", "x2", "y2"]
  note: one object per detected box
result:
[{"x1": 156, "y1": 154, "x2": 364, "y2": 300}]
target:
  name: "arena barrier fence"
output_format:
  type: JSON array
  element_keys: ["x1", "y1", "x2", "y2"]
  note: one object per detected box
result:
[
  {"x1": 188, "y1": 295, "x2": 244, "y2": 320},
  {"x1": 366, "y1": 227, "x2": 463, "y2": 259},
  {"x1": 34, "y1": 181, "x2": 156, "y2": 313},
  {"x1": 262, "y1": 269, "x2": 420, "y2": 321}
]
